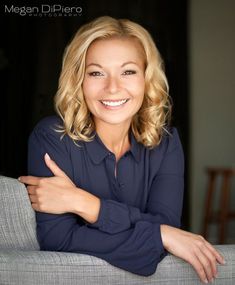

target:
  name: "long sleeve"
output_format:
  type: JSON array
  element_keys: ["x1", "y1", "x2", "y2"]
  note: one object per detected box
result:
[
  {"x1": 90, "y1": 128, "x2": 184, "y2": 234},
  {"x1": 27, "y1": 117, "x2": 166, "y2": 276}
]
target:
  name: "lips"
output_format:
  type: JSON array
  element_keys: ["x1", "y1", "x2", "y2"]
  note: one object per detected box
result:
[{"x1": 100, "y1": 99, "x2": 129, "y2": 107}]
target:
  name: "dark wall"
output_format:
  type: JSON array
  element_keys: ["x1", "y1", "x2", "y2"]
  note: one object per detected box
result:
[{"x1": 0, "y1": 0, "x2": 189, "y2": 227}]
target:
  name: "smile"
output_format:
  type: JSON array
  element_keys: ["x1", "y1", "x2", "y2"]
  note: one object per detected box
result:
[{"x1": 100, "y1": 99, "x2": 129, "y2": 107}]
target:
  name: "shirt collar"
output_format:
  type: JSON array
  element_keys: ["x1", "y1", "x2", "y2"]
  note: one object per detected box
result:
[{"x1": 85, "y1": 131, "x2": 142, "y2": 164}]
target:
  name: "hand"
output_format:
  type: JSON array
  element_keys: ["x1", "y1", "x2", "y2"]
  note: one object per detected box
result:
[
  {"x1": 19, "y1": 153, "x2": 100, "y2": 223},
  {"x1": 160, "y1": 225, "x2": 225, "y2": 283},
  {"x1": 18, "y1": 153, "x2": 78, "y2": 214}
]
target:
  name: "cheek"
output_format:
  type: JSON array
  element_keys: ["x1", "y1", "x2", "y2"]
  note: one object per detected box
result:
[
  {"x1": 83, "y1": 78, "x2": 104, "y2": 100},
  {"x1": 133, "y1": 80, "x2": 145, "y2": 108},
  {"x1": 82, "y1": 79, "x2": 92, "y2": 97},
  {"x1": 127, "y1": 78, "x2": 145, "y2": 98}
]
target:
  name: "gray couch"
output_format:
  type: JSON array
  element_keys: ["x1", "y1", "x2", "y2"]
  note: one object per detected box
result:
[{"x1": 0, "y1": 176, "x2": 234, "y2": 285}]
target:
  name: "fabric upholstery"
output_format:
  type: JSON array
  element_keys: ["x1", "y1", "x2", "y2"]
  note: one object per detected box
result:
[
  {"x1": 0, "y1": 176, "x2": 39, "y2": 250},
  {"x1": 0, "y1": 246, "x2": 234, "y2": 285},
  {"x1": 0, "y1": 176, "x2": 235, "y2": 284}
]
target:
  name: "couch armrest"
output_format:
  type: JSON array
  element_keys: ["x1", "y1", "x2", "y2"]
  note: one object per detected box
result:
[{"x1": 0, "y1": 245, "x2": 234, "y2": 284}]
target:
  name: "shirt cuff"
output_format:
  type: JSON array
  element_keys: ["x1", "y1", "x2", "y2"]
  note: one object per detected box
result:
[
  {"x1": 89, "y1": 198, "x2": 106, "y2": 229},
  {"x1": 89, "y1": 199, "x2": 141, "y2": 234},
  {"x1": 153, "y1": 223, "x2": 167, "y2": 260}
]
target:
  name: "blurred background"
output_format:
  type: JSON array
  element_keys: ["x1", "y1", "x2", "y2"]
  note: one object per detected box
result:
[{"x1": 0, "y1": 0, "x2": 234, "y2": 243}]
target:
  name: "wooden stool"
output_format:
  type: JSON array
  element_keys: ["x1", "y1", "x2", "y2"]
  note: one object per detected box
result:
[{"x1": 202, "y1": 167, "x2": 235, "y2": 244}]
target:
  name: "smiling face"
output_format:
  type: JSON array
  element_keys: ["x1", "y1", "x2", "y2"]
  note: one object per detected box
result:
[{"x1": 82, "y1": 37, "x2": 146, "y2": 129}]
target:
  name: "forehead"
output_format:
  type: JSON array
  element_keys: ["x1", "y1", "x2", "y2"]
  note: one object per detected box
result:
[{"x1": 85, "y1": 37, "x2": 145, "y2": 65}]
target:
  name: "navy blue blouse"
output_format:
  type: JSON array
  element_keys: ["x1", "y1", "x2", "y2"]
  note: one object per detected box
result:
[{"x1": 27, "y1": 115, "x2": 184, "y2": 276}]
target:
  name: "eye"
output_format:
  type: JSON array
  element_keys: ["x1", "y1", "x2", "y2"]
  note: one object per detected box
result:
[
  {"x1": 122, "y1": 70, "x2": 137, "y2": 75},
  {"x1": 88, "y1": 71, "x2": 104, "y2": 77}
]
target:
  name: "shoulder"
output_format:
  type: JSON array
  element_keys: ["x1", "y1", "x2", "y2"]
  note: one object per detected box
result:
[
  {"x1": 29, "y1": 115, "x2": 68, "y2": 147},
  {"x1": 33, "y1": 115, "x2": 63, "y2": 135},
  {"x1": 148, "y1": 127, "x2": 184, "y2": 168},
  {"x1": 148, "y1": 127, "x2": 184, "y2": 175},
  {"x1": 151, "y1": 127, "x2": 182, "y2": 154},
  {"x1": 163, "y1": 127, "x2": 182, "y2": 152},
  {"x1": 28, "y1": 116, "x2": 76, "y2": 179}
]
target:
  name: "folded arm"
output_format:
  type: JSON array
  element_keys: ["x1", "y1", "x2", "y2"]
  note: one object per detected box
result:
[
  {"x1": 22, "y1": 120, "x2": 168, "y2": 276},
  {"x1": 22, "y1": 118, "x2": 224, "y2": 281}
]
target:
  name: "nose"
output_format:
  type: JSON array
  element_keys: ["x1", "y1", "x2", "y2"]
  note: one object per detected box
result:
[{"x1": 105, "y1": 76, "x2": 120, "y2": 94}]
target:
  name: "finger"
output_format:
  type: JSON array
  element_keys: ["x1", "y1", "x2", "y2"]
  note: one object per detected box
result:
[
  {"x1": 205, "y1": 241, "x2": 226, "y2": 265},
  {"x1": 18, "y1": 176, "x2": 40, "y2": 186},
  {"x1": 27, "y1": 185, "x2": 37, "y2": 195},
  {"x1": 196, "y1": 247, "x2": 215, "y2": 282},
  {"x1": 44, "y1": 153, "x2": 67, "y2": 178},
  {"x1": 31, "y1": 202, "x2": 40, "y2": 212},
  {"x1": 189, "y1": 255, "x2": 208, "y2": 284},
  {"x1": 28, "y1": 194, "x2": 37, "y2": 203}
]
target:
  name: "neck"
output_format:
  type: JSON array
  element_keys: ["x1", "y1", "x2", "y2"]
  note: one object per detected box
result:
[{"x1": 95, "y1": 120, "x2": 131, "y2": 161}]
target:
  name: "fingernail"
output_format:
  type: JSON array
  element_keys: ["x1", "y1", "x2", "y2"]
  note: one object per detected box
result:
[
  {"x1": 204, "y1": 279, "x2": 208, "y2": 284},
  {"x1": 45, "y1": 153, "x2": 51, "y2": 160},
  {"x1": 210, "y1": 278, "x2": 214, "y2": 283},
  {"x1": 221, "y1": 259, "x2": 226, "y2": 265},
  {"x1": 18, "y1": 177, "x2": 21, "y2": 181}
]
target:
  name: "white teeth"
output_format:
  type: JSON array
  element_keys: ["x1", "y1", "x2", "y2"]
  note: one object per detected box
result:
[{"x1": 101, "y1": 99, "x2": 128, "y2": 107}]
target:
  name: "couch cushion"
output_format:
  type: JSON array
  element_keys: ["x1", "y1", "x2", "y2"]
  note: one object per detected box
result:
[
  {"x1": 0, "y1": 176, "x2": 39, "y2": 250},
  {"x1": 0, "y1": 245, "x2": 234, "y2": 285}
]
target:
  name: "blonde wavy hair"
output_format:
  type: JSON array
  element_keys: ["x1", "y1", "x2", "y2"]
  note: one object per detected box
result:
[{"x1": 55, "y1": 16, "x2": 172, "y2": 148}]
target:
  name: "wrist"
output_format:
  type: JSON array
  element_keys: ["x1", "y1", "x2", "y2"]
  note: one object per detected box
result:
[
  {"x1": 64, "y1": 187, "x2": 81, "y2": 213},
  {"x1": 71, "y1": 188, "x2": 101, "y2": 224},
  {"x1": 69, "y1": 188, "x2": 82, "y2": 214},
  {"x1": 160, "y1": 224, "x2": 171, "y2": 250}
]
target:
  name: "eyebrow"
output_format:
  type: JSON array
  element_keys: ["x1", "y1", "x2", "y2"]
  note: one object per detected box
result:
[{"x1": 86, "y1": 61, "x2": 139, "y2": 68}]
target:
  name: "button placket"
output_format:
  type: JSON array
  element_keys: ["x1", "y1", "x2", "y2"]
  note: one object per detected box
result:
[
  {"x1": 105, "y1": 152, "x2": 128, "y2": 194},
  {"x1": 105, "y1": 154, "x2": 121, "y2": 199},
  {"x1": 116, "y1": 156, "x2": 127, "y2": 189}
]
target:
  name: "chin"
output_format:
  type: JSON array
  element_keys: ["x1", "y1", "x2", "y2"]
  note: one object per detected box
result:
[{"x1": 99, "y1": 116, "x2": 132, "y2": 126}]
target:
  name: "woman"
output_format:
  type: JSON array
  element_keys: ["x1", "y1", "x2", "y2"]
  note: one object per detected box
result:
[{"x1": 19, "y1": 16, "x2": 224, "y2": 282}]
